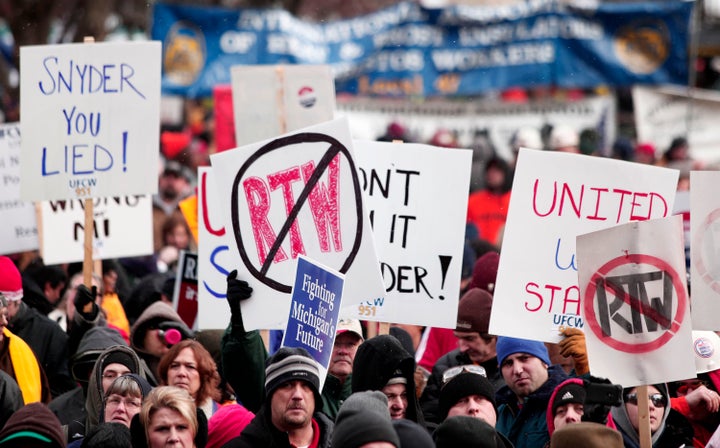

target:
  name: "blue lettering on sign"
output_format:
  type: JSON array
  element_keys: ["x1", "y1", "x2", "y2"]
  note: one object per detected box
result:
[
  {"x1": 204, "y1": 245, "x2": 230, "y2": 298},
  {"x1": 553, "y1": 313, "x2": 584, "y2": 328},
  {"x1": 38, "y1": 56, "x2": 146, "y2": 99},
  {"x1": 40, "y1": 131, "x2": 128, "y2": 176}
]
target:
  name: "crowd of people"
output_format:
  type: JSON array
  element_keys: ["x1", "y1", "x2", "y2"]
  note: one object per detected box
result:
[{"x1": 0, "y1": 107, "x2": 718, "y2": 448}]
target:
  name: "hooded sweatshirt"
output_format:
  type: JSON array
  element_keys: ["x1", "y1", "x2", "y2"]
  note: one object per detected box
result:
[{"x1": 351, "y1": 334, "x2": 426, "y2": 426}]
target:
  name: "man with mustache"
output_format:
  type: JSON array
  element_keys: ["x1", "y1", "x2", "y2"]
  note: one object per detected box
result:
[
  {"x1": 494, "y1": 336, "x2": 568, "y2": 448},
  {"x1": 322, "y1": 319, "x2": 363, "y2": 419},
  {"x1": 223, "y1": 347, "x2": 333, "y2": 448}
]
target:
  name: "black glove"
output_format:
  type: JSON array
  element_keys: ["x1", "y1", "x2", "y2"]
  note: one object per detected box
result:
[
  {"x1": 74, "y1": 284, "x2": 99, "y2": 320},
  {"x1": 226, "y1": 270, "x2": 253, "y2": 330}
]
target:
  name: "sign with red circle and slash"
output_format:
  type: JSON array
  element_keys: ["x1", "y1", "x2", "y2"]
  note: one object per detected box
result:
[{"x1": 577, "y1": 215, "x2": 695, "y2": 386}]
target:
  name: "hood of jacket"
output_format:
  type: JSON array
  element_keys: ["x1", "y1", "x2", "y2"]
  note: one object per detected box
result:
[
  {"x1": 86, "y1": 344, "x2": 145, "y2": 434},
  {"x1": 130, "y1": 301, "x2": 192, "y2": 355},
  {"x1": 71, "y1": 326, "x2": 128, "y2": 385},
  {"x1": 351, "y1": 334, "x2": 425, "y2": 425}
]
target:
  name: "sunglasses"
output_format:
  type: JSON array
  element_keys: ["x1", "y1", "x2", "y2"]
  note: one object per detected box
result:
[
  {"x1": 625, "y1": 392, "x2": 667, "y2": 408},
  {"x1": 442, "y1": 364, "x2": 487, "y2": 385}
]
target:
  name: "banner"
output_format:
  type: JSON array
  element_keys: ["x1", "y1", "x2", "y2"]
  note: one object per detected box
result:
[
  {"x1": 20, "y1": 41, "x2": 161, "y2": 201},
  {"x1": 577, "y1": 216, "x2": 694, "y2": 386},
  {"x1": 0, "y1": 123, "x2": 38, "y2": 254},
  {"x1": 352, "y1": 141, "x2": 472, "y2": 327},
  {"x1": 39, "y1": 195, "x2": 153, "y2": 265},
  {"x1": 690, "y1": 171, "x2": 720, "y2": 330},
  {"x1": 152, "y1": 1, "x2": 693, "y2": 98},
  {"x1": 209, "y1": 117, "x2": 386, "y2": 330},
  {"x1": 173, "y1": 251, "x2": 199, "y2": 330},
  {"x1": 489, "y1": 149, "x2": 679, "y2": 343},
  {"x1": 633, "y1": 85, "x2": 720, "y2": 163}
]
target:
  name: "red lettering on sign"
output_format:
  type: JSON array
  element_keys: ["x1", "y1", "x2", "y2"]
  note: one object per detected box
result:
[
  {"x1": 302, "y1": 156, "x2": 342, "y2": 253},
  {"x1": 243, "y1": 176, "x2": 288, "y2": 265},
  {"x1": 268, "y1": 166, "x2": 305, "y2": 259},
  {"x1": 201, "y1": 171, "x2": 225, "y2": 237}
]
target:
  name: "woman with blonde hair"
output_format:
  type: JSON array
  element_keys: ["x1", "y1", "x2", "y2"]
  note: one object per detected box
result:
[{"x1": 137, "y1": 386, "x2": 206, "y2": 448}]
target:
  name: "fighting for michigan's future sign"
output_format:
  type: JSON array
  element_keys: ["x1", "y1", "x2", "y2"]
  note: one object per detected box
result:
[{"x1": 152, "y1": 0, "x2": 693, "y2": 98}]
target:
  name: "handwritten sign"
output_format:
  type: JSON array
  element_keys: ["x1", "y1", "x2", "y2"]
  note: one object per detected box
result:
[
  {"x1": 210, "y1": 117, "x2": 386, "y2": 330},
  {"x1": 196, "y1": 167, "x2": 235, "y2": 329},
  {"x1": 282, "y1": 255, "x2": 344, "y2": 390},
  {"x1": 39, "y1": 195, "x2": 153, "y2": 264},
  {"x1": 173, "y1": 251, "x2": 199, "y2": 331},
  {"x1": 577, "y1": 216, "x2": 694, "y2": 386},
  {"x1": 351, "y1": 140, "x2": 472, "y2": 327},
  {"x1": 232, "y1": 65, "x2": 335, "y2": 147},
  {"x1": 20, "y1": 41, "x2": 161, "y2": 201},
  {"x1": 690, "y1": 171, "x2": 720, "y2": 330},
  {"x1": 0, "y1": 123, "x2": 38, "y2": 254},
  {"x1": 489, "y1": 149, "x2": 679, "y2": 343}
]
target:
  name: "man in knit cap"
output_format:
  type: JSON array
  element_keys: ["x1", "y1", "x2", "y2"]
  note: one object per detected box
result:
[
  {"x1": 439, "y1": 367, "x2": 498, "y2": 426},
  {"x1": 333, "y1": 391, "x2": 400, "y2": 448},
  {"x1": 223, "y1": 347, "x2": 333, "y2": 448},
  {"x1": 495, "y1": 336, "x2": 568, "y2": 448},
  {"x1": 420, "y1": 287, "x2": 502, "y2": 424},
  {"x1": 0, "y1": 402, "x2": 66, "y2": 448}
]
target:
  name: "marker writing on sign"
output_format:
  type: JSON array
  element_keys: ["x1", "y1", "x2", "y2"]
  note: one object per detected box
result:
[{"x1": 38, "y1": 57, "x2": 146, "y2": 99}]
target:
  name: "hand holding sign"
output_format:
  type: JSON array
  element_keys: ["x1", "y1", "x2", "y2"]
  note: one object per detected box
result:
[{"x1": 226, "y1": 269, "x2": 253, "y2": 331}]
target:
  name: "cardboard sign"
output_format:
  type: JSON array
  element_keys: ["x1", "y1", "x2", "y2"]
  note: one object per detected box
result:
[
  {"x1": 489, "y1": 149, "x2": 679, "y2": 343},
  {"x1": 351, "y1": 140, "x2": 472, "y2": 327},
  {"x1": 39, "y1": 195, "x2": 153, "y2": 264},
  {"x1": 210, "y1": 117, "x2": 386, "y2": 330},
  {"x1": 0, "y1": 123, "x2": 38, "y2": 254},
  {"x1": 577, "y1": 216, "x2": 694, "y2": 386},
  {"x1": 690, "y1": 171, "x2": 720, "y2": 330},
  {"x1": 20, "y1": 41, "x2": 161, "y2": 201},
  {"x1": 282, "y1": 255, "x2": 344, "y2": 390},
  {"x1": 231, "y1": 65, "x2": 335, "y2": 146},
  {"x1": 173, "y1": 251, "x2": 199, "y2": 330},
  {"x1": 196, "y1": 167, "x2": 235, "y2": 329}
]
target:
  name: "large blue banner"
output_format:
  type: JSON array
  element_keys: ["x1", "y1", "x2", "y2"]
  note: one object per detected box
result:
[{"x1": 152, "y1": 0, "x2": 694, "y2": 98}]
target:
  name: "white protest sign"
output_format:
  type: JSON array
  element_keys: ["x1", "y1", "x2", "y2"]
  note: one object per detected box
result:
[
  {"x1": 210, "y1": 117, "x2": 386, "y2": 330},
  {"x1": 489, "y1": 149, "x2": 679, "y2": 343},
  {"x1": 633, "y1": 85, "x2": 720, "y2": 163},
  {"x1": 690, "y1": 171, "x2": 720, "y2": 330},
  {"x1": 351, "y1": 141, "x2": 472, "y2": 327},
  {"x1": 197, "y1": 167, "x2": 234, "y2": 329},
  {"x1": 39, "y1": 195, "x2": 153, "y2": 264},
  {"x1": 232, "y1": 65, "x2": 335, "y2": 146},
  {"x1": 0, "y1": 123, "x2": 38, "y2": 254},
  {"x1": 20, "y1": 41, "x2": 161, "y2": 201},
  {"x1": 577, "y1": 215, "x2": 694, "y2": 386}
]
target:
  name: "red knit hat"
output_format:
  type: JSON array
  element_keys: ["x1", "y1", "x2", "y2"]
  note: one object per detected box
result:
[
  {"x1": 456, "y1": 288, "x2": 493, "y2": 334},
  {"x1": 0, "y1": 256, "x2": 22, "y2": 302},
  {"x1": 469, "y1": 252, "x2": 500, "y2": 294}
]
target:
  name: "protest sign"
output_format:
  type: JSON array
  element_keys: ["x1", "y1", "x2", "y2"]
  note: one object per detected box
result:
[
  {"x1": 576, "y1": 215, "x2": 694, "y2": 386},
  {"x1": 232, "y1": 65, "x2": 336, "y2": 146},
  {"x1": 489, "y1": 149, "x2": 679, "y2": 343},
  {"x1": 210, "y1": 117, "x2": 386, "y2": 330},
  {"x1": 633, "y1": 85, "x2": 720, "y2": 163},
  {"x1": 0, "y1": 123, "x2": 38, "y2": 254},
  {"x1": 282, "y1": 255, "x2": 344, "y2": 390},
  {"x1": 197, "y1": 167, "x2": 235, "y2": 329},
  {"x1": 39, "y1": 195, "x2": 153, "y2": 264},
  {"x1": 20, "y1": 41, "x2": 161, "y2": 201},
  {"x1": 690, "y1": 171, "x2": 720, "y2": 330},
  {"x1": 173, "y1": 251, "x2": 199, "y2": 330},
  {"x1": 351, "y1": 140, "x2": 472, "y2": 327}
]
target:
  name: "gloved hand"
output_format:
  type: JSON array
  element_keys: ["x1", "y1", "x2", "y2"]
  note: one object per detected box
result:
[
  {"x1": 559, "y1": 327, "x2": 589, "y2": 375},
  {"x1": 226, "y1": 270, "x2": 253, "y2": 331},
  {"x1": 74, "y1": 284, "x2": 99, "y2": 320}
]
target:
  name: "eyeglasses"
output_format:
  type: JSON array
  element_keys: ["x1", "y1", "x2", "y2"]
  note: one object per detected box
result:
[
  {"x1": 105, "y1": 395, "x2": 141, "y2": 410},
  {"x1": 625, "y1": 392, "x2": 667, "y2": 408},
  {"x1": 442, "y1": 365, "x2": 487, "y2": 385}
]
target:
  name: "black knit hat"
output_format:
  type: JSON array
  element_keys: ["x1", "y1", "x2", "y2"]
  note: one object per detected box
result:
[
  {"x1": 439, "y1": 372, "x2": 496, "y2": 420},
  {"x1": 265, "y1": 347, "x2": 321, "y2": 405},
  {"x1": 333, "y1": 391, "x2": 399, "y2": 448},
  {"x1": 392, "y1": 419, "x2": 434, "y2": 448},
  {"x1": 435, "y1": 416, "x2": 512, "y2": 448},
  {"x1": 102, "y1": 350, "x2": 136, "y2": 373},
  {"x1": 551, "y1": 382, "x2": 586, "y2": 416}
]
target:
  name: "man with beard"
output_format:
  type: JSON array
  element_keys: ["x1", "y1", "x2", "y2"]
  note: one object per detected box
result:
[{"x1": 223, "y1": 347, "x2": 333, "y2": 448}]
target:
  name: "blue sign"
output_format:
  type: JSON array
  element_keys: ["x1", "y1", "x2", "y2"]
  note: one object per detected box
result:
[
  {"x1": 282, "y1": 256, "x2": 345, "y2": 369},
  {"x1": 152, "y1": 1, "x2": 693, "y2": 98}
]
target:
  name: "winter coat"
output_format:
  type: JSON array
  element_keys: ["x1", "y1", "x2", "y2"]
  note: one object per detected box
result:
[
  {"x1": 352, "y1": 334, "x2": 426, "y2": 426},
  {"x1": 496, "y1": 364, "x2": 568, "y2": 448},
  {"x1": 420, "y1": 348, "x2": 504, "y2": 424},
  {"x1": 221, "y1": 406, "x2": 333, "y2": 448},
  {"x1": 320, "y1": 372, "x2": 353, "y2": 420},
  {"x1": 0, "y1": 370, "x2": 23, "y2": 428}
]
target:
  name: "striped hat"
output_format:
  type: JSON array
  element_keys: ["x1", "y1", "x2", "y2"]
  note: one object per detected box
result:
[
  {"x1": 265, "y1": 347, "x2": 321, "y2": 404},
  {"x1": 0, "y1": 257, "x2": 22, "y2": 302}
]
